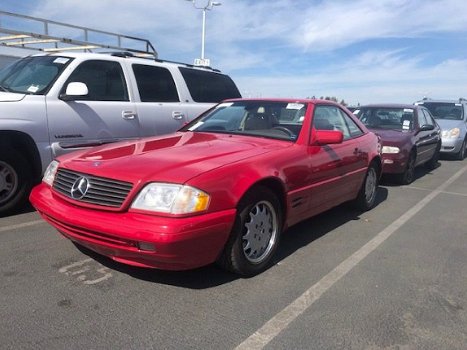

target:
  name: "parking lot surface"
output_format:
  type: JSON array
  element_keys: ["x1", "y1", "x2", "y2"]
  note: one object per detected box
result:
[{"x1": 1, "y1": 159, "x2": 466, "y2": 349}]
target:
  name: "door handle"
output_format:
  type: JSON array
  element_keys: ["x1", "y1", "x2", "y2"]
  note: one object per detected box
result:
[
  {"x1": 122, "y1": 111, "x2": 137, "y2": 120},
  {"x1": 172, "y1": 111, "x2": 185, "y2": 120}
]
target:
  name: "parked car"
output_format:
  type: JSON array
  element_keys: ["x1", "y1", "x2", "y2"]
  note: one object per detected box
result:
[
  {"x1": 415, "y1": 98, "x2": 467, "y2": 160},
  {"x1": 354, "y1": 104, "x2": 441, "y2": 184},
  {"x1": 0, "y1": 52, "x2": 241, "y2": 215},
  {"x1": 30, "y1": 98, "x2": 382, "y2": 276}
]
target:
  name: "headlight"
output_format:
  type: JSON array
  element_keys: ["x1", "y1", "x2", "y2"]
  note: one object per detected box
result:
[
  {"x1": 131, "y1": 183, "x2": 210, "y2": 214},
  {"x1": 381, "y1": 146, "x2": 400, "y2": 154},
  {"x1": 441, "y1": 128, "x2": 460, "y2": 138},
  {"x1": 42, "y1": 160, "x2": 59, "y2": 186}
]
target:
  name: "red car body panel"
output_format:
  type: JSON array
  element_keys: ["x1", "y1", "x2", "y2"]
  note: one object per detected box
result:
[{"x1": 30, "y1": 99, "x2": 381, "y2": 271}]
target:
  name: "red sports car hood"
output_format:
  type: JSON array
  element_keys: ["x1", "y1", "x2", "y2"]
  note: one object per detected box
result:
[
  {"x1": 58, "y1": 132, "x2": 290, "y2": 184},
  {"x1": 367, "y1": 128, "x2": 412, "y2": 145}
]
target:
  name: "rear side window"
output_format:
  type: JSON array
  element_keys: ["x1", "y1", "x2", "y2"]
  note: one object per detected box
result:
[
  {"x1": 179, "y1": 67, "x2": 241, "y2": 103},
  {"x1": 64, "y1": 60, "x2": 128, "y2": 101},
  {"x1": 132, "y1": 64, "x2": 179, "y2": 102}
]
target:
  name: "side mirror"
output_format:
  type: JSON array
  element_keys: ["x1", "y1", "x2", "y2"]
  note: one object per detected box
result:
[
  {"x1": 313, "y1": 130, "x2": 344, "y2": 145},
  {"x1": 419, "y1": 124, "x2": 435, "y2": 132},
  {"x1": 59, "y1": 82, "x2": 88, "y2": 101}
]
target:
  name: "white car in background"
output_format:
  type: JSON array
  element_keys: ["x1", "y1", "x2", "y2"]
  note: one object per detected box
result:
[{"x1": 415, "y1": 98, "x2": 467, "y2": 160}]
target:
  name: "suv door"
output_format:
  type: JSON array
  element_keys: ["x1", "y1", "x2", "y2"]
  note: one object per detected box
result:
[
  {"x1": 131, "y1": 64, "x2": 188, "y2": 137},
  {"x1": 46, "y1": 59, "x2": 140, "y2": 157}
]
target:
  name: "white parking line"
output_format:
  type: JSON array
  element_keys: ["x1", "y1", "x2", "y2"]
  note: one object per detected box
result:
[
  {"x1": 405, "y1": 185, "x2": 467, "y2": 197},
  {"x1": 0, "y1": 219, "x2": 45, "y2": 233},
  {"x1": 235, "y1": 163, "x2": 467, "y2": 350}
]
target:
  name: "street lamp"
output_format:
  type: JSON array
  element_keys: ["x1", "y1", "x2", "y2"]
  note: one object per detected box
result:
[{"x1": 186, "y1": 0, "x2": 221, "y2": 66}]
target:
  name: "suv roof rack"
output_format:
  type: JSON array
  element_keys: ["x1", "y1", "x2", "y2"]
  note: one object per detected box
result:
[
  {"x1": 153, "y1": 57, "x2": 220, "y2": 72},
  {"x1": 0, "y1": 10, "x2": 158, "y2": 58}
]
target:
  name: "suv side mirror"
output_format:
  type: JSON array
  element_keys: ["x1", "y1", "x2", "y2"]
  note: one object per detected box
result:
[{"x1": 59, "y1": 82, "x2": 88, "y2": 101}]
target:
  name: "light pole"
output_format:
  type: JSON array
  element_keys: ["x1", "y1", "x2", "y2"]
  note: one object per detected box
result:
[{"x1": 186, "y1": 0, "x2": 221, "y2": 65}]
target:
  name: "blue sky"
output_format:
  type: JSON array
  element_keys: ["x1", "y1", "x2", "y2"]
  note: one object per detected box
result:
[{"x1": 1, "y1": 0, "x2": 467, "y2": 105}]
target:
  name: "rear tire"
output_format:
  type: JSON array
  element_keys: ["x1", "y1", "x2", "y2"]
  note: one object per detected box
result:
[
  {"x1": 218, "y1": 187, "x2": 282, "y2": 276},
  {"x1": 0, "y1": 148, "x2": 33, "y2": 215},
  {"x1": 425, "y1": 142, "x2": 441, "y2": 170},
  {"x1": 353, "y1": 162, "x2": 379, "y2": 211}
]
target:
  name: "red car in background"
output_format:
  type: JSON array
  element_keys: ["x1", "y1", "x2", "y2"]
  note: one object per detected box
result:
[
  {"x1": 30, "y1": 98, "x2": 382, "y2": 276},
  {"x1": 355, "y1": 104, "x2": 441, "y2": 184}
]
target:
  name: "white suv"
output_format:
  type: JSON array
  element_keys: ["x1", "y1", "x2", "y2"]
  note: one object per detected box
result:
[{"x1": 0, "y1": 52, "x2": 241, "y2": 214}]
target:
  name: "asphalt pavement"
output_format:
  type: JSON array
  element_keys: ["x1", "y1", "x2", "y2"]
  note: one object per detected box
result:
[{"x1": 1, "y1": 159, "x2": 466, "y2": 350}]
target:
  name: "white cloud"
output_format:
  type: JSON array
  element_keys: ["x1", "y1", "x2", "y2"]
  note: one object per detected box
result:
[
  {"x1": 296, "y1": 0, "x2": 467, "y2": 51},
  {"x1": 233, "y1": 51, "x2": 467, "y2": 105},
  {"x1": 9, "y1": 0, "x2": 467, "y2": 104}
]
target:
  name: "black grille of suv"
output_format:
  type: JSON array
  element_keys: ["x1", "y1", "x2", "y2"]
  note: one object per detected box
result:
[{"x1": 53, "y1": 169, "x2": 133, "y2": 208}]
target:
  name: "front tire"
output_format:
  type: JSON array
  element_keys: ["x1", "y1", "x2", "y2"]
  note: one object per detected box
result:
[
  {"x1": 456, "y1": 138, "x2": 466, "y2": 160},
  {"x1": 0, "y1": 148, "x2": 33, "y2": 215},
  {"x1": 218, "y1": 187, "x2": 282, "y2": 276},
  {"x1": 398, "y1": 151, "x2": 416, "y2": 185}
]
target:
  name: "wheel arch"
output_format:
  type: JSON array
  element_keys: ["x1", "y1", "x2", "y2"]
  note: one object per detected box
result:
[
  {"x1": 370, "y1": 155, "x2": 383, "y2": 178},
  {"x1": 0, "y1": 130, "x2": 43, "y2": 183},
  {"x1": 237, "y1": 177, "x2": 287, "y2": 227}
]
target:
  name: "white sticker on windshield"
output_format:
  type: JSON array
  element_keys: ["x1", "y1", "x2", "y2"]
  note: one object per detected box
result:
[
  {"x1": 403, "y1": 108, "x2": 413, "y2": 113},
  {"x1": 27, "y1": 85, "x2": 39, "y2": 93},
  {"x1": 353, "y1": 109, "x2": 360, "y2": 115},
  {"x1": 188, "y1": 121, "x2": 204, "y2": 131},
  {"x1": 216, "y1": 102, "x2": 233, "y2": 109},
  {"x1": 402, "y1": 120, "x2": 411, "y2": 130},
  {"x1": 53, "y1": 57, "x2": 70, "y2": 64},
  {"x1": 286, "y1": 103, "x2": 304, "y2": 110}
]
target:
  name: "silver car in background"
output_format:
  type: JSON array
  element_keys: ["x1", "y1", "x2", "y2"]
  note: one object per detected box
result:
[{"x1": 415, "y1": 98, "x2": 467, "y2": 160}]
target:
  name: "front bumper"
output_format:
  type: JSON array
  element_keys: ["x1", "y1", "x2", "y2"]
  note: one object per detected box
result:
[
  {"x1": 30, "y1": 183, "x2": 236, "y2": 270},
  {"x1": 440, "y1": 137, "x2": 464, "y2": 154},
  {"x1": 381, "y1": 153, "x2": 407, "y2": 174}
]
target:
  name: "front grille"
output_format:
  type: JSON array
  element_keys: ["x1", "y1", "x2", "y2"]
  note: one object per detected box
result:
[{"x1": 53, "y1": 168, "x2": 133, "y2": 208}]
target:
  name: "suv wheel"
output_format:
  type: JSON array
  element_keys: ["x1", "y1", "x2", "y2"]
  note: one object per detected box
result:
[{"x1": 0, "y1": 148, "x2": 33, "y2": 215}]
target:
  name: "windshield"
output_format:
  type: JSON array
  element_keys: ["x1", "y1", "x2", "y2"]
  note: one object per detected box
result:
[
  {"x1": 181, "y1": 100, "x2": 307, "y2": 141},
  {"x1": 418, "y1": 102, "x2": 464, "y2": 120},
  {"x1": 356, "y1": 107, "x2": 415, "y2": 131},
  {"x1": 0, "y1": 56, "x2": 73, "y2": 94}
]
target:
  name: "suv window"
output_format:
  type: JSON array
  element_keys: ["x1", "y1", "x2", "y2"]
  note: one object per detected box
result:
[
  {"x1": 132, "y1": 64, "x2": 179, "y2": 102},
  {"x1": 420, "y1": 102, "x2": 464, "y2": 121},
  {"x1": 0, "y1": 56, "x2": 73, "y2": 95},
  {"x1": 179, "y1": 67, "x2": 241, "y2": 103},
  {"x1": 64, "y1": 60, "x2": 128, "y2": 101}
]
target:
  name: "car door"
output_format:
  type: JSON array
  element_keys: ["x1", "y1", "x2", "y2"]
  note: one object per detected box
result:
[
  {"x1": 46, "y1": 59, "x2": 140, "y2": 157},
  {"x1": 415, "y1": 108, "x2": 439, "y2": 164},
  {"x1": 306, "y1": 105, "x2": 367, "y2": 215},
  {"x1": 130, "y1": 63, "x2": 188, "y2": 137}
]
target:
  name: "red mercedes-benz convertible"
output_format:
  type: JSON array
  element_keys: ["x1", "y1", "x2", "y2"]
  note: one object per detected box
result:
[{"x1": 30, "y1": 98, "x2": 382, "y2": 276}]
